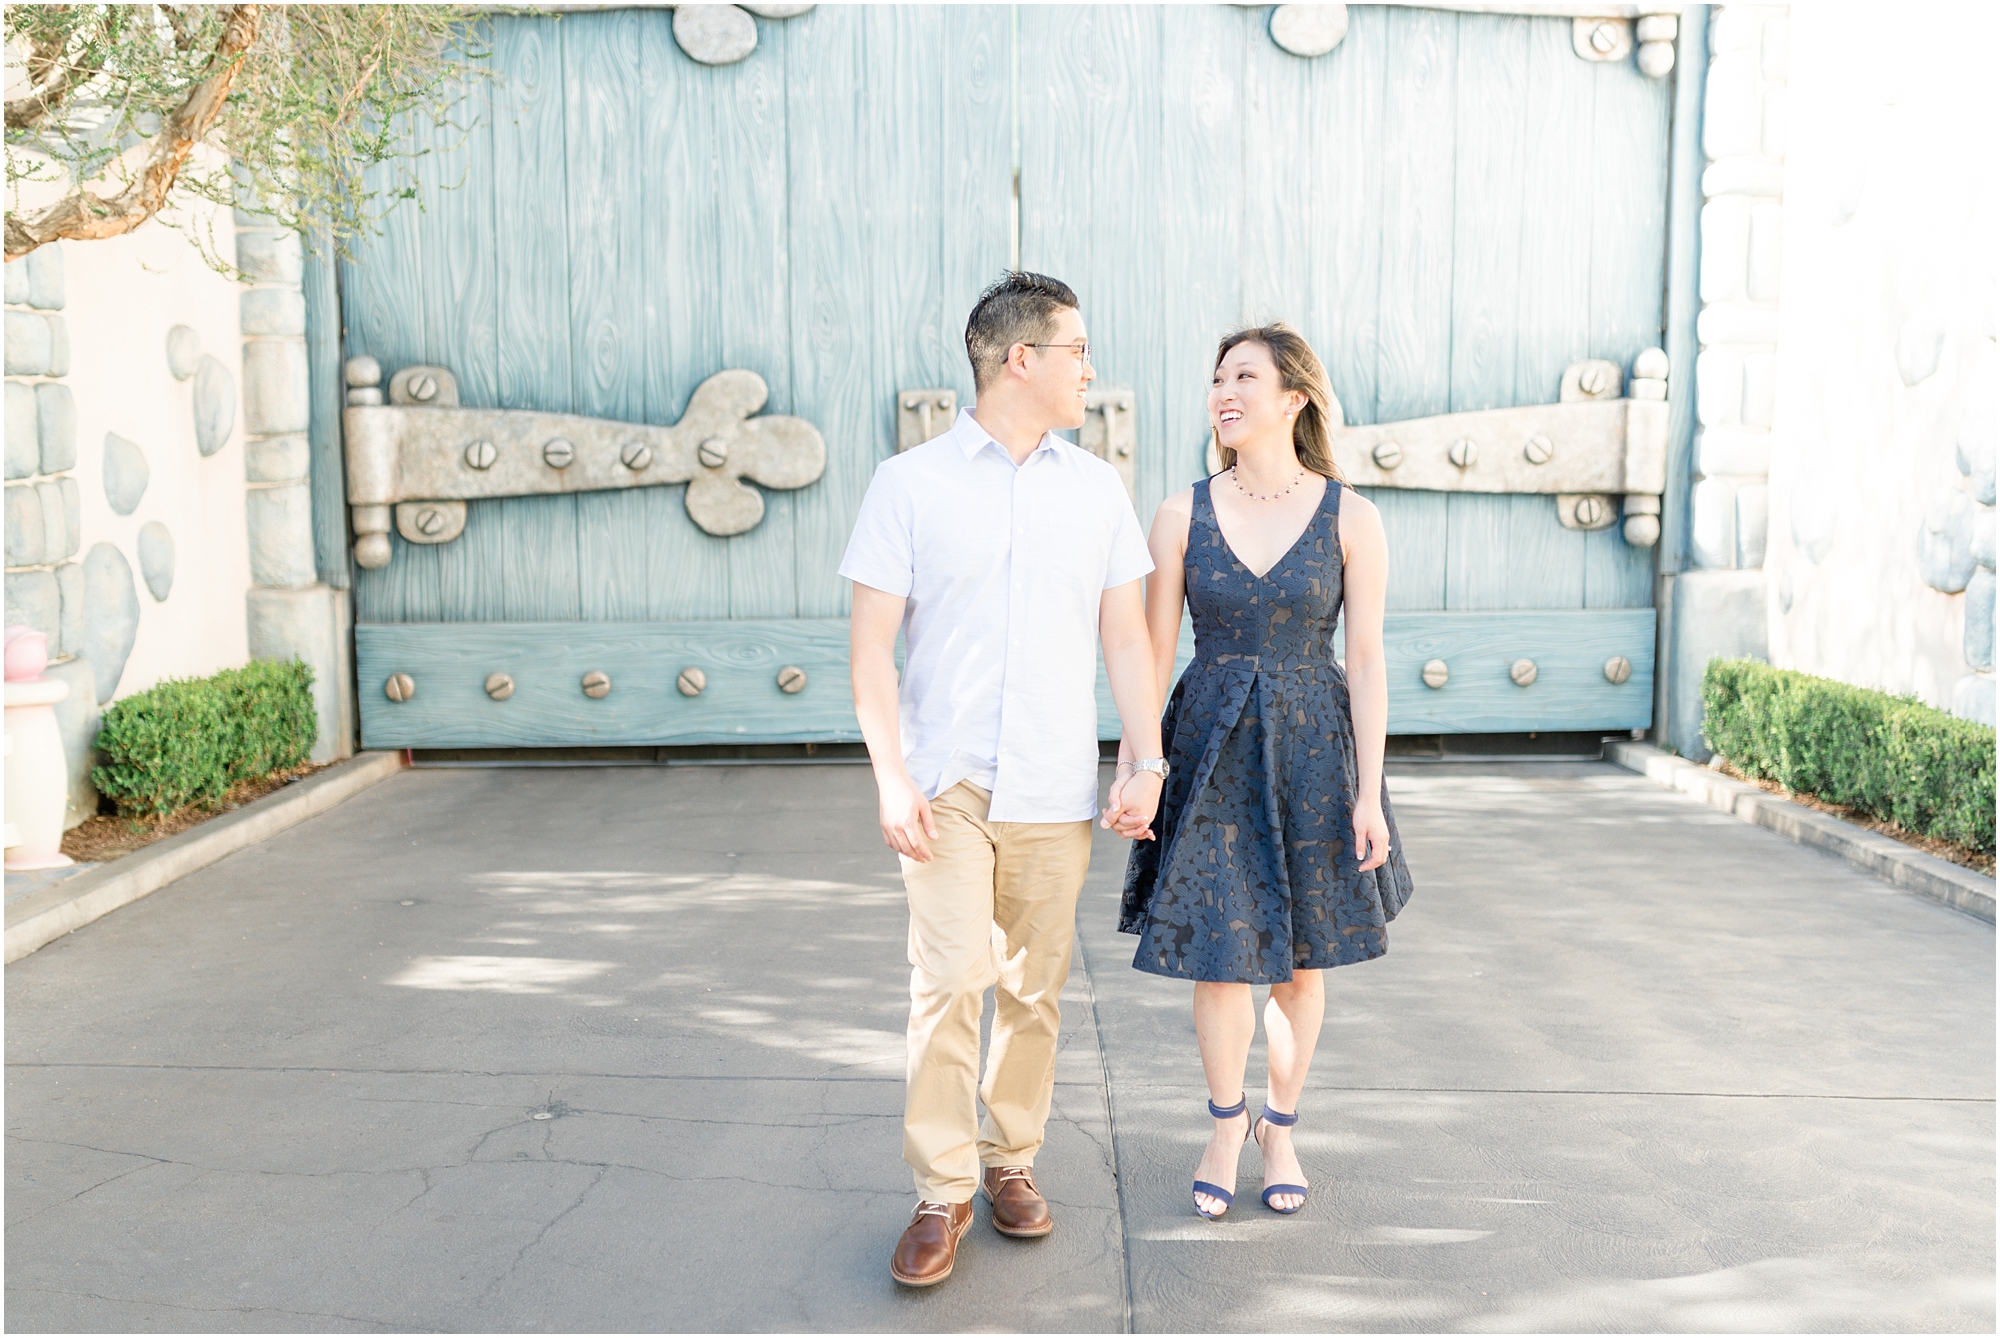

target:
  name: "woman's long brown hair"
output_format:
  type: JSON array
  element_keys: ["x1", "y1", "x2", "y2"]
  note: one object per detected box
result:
[{"x1": 1210, "y1": 323, "x2": 1345, "y2": 480}]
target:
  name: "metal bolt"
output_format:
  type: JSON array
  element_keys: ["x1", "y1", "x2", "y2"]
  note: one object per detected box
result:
[
  {"x1": 384, "y1": 672, "x2": 416, "y2": 703},
  {"x1": 1603, "y1": 655, "x2": 1633, "y2": 685},
  {"x1": 485, "y1": 672, "x2": 514, "y2": 701},
  {"x1": 698, "y1": 438, "x2": 729, "y2": 469},
  {"x1": 415, "y1": 507, "x2": 446, "y2": 536},
  {"x1": 543, "y1": 438, "x2": 575, "y2": 469},
  {"x1": 1372, "y1": 441, "x2": 1402, "y2": 470},
  {"x1": 622, "y1": 440, "x2": 653, "y2": 470},
  {"x1": 582, "y1": 670, "x2": 611, "y2": 699},
  {"x1": 1579, "y1": 363, "x2": 1614, "y2": 397},
  {"x1": 409, "y1": 373, "x2": 438, "y2": 402},
  {"x1": 1573, "y1": 495, "x2": 1606, "y2": 528},
  {"x1": 777, "y1": 665, "x2": 807, "y2": 694},
  {"x1": 1448, "y1": 438, "x2": 1478, "y2": 469},
  {"x1": 465, "y1": 440, "x2": 497, "y2": 470},
  {"x1": 1421, "y1": 659, "x2": 1449, "y2": 690},
  {"x1": 903, "y1": 394, "x2": 922, "y2": 410},
  {"x1": 1523, "y1": 435, "x2": 1554, "y2": 465},
  {"x1": 1510, "y1": 658, "x2": 1538, "y2": 688},
  {"x1": 1590, "y1": 21, "x2": 1619, "y2": 53},
  {"x1": 676, "y1": 666, "x2": 706, "y2": 697}
]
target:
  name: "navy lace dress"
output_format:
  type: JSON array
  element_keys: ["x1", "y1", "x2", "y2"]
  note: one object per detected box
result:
[{"x1": 1120, "y1": 476, "x2": 1414, "y2": 983}]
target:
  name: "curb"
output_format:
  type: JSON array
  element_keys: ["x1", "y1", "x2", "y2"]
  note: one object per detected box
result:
[
  {"x1": 5, "y1": 751, "x2": 408, "y2": 963},
  {"x1": 1606, "y1": 741, "x2": 1995, "y2": 924}
]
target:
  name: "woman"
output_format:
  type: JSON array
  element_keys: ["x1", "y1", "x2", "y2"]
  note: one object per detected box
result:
[{"x1": 1117, "y1": 324, "x2": 1413, "y2": 1218}]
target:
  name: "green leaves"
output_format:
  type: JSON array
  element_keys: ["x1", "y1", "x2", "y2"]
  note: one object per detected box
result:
[
  {"x1": 1702, "y1": 659, "x2": 1996, "y2": 854},
  {"x1": 90, "y1": 657, "x2": 319, "y2": 817}
]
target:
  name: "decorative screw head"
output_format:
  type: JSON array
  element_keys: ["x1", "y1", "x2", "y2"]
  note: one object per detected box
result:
[
  {"x1": 485, "y1": 672, "x2": 515, "y2": 701},
  {"x1": 581, "y1": 670, "x2": 611, "y2": 699},
  {"x1": 384, "y1": 672, "x2": 416, "y2": 703},
  {"x1": 1590, "y1": 21, "x2": 1619, "y2": 53},
  {"x1": 1580, "y1": 364, "x2": 1615, "y2": 397},
  {"x1": 409, "y1": 374, "x2": 439, "y2": 402},
  {"x1": 1603, "y1": 655, "x2": 1633, "y2": 685},
  {"x1": 543, "y1": 438, "x2": 575, "y2": 469},
  {"x1": 1372, "y1": 441, "x2": 1403, "y2": 470},
  {"x1": 1421, "y1": 659, "x2": 1449, "y2": 690},
  {"x1": 465, "y1": 440, "x2": 497, "y2": 470},
  {"x1": 1523, "y1": 435, "x2": 1554, "y2": 465},
  {"x1": 698, "y1": 438, "x2": 730, "y2": 470},
  {"x1": 622, "y1": 441, "x2": 653, "y2": 470},
  {"x1": 676, "y1": 666, "x2": 706, "y2": 697},
  {"x1": 1448, "y1": 438, "x2": 1478, "y2": 469},
  {"x1": 1573, "y1": 495, "x2": 1606, "y2": 527},
  {"x1": 1510, "y1": 658, "x2": 1539, "y2": 687},
  {"x1": 777, "y1": 665, "x2": 807, "y2": 694},
  {"x1": 903, "y1": 394, "x2": 921, "y2": 410},
  {"x1": 415, "y1": 507, "x2": 446, "y2": 536}
]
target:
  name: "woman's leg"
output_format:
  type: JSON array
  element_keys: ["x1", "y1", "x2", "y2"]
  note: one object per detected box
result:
[
  {"x1": 1191, "y1": 981, "x2": 1255, "y2": 1214},
  {"x1": 1259, "y1": 969, "x2": 1325, "y2": 1210}
]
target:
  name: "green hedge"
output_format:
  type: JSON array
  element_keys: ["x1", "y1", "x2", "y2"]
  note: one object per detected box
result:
[
  {"x1": 1702, "y1": 658, "x2": 1996, "y2": 853},
  {"x1": 91, "y1": 659, "x2": 318, "y2": 817}
]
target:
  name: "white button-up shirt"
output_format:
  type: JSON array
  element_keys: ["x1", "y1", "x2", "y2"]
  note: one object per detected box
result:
[{"x1": 839, "y1": 409, "x2": 1153, "y2": 823}]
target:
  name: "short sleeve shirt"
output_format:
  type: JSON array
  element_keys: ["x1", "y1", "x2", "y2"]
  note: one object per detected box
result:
[{"x1": 838, "y1": 409, "x2": 1153, "y2": 822}]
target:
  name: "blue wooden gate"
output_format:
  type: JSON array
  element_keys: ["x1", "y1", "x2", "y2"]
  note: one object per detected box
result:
[{"x1": 344, "y1": 5, "x2": 1669, "y2": 749}]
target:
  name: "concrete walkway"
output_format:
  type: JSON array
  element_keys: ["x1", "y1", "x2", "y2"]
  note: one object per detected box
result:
[{"x1": 6, "y1": 762, "x2": 1992, "y2": 1332}]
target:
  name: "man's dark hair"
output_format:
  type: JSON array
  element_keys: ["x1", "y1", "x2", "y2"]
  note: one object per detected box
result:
[{"x1": 964, "y1": 271, "x2": 1079, "y2": 392}]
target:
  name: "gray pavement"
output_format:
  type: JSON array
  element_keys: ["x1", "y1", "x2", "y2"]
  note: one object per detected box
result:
[{"x1": 5, "y1": 761, "x2": 1993, "y2": 1332}]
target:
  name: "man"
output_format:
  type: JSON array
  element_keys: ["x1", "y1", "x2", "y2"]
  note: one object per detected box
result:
[{"x1": 841, "y1": 272, "x2": 1167, "y2": 1287}]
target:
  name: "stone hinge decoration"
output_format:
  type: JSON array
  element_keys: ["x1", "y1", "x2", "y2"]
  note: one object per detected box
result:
[
  {"x1": 1081, "y1": 387, "x2": 1137, "y2": 500},
  {"x1": 1239, "y1": 350, "x2": 1670, "y2": 548},
  {"x1": 342, "y1": 359, "x2": 827, "y2": 569}
]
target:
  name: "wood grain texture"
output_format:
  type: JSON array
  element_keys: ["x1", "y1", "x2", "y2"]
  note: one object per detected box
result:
[
  {"x1": 786, "y1": 7, "x2": 874, "y2": 619},
  {"x1": 938, "y1": 6, "x2": 1012, "y2": 407},
  {"x1": 1158, "y1": 4, "x2": 1244, "y2": 503},
  {"x1": 1588, "y1": 57, "x2": 1671, "y2": 368},
  {"x1": 1582, "y1": 523, "x2": 1655, "y2": 608},
  {"x1": 491, "y1": 16, "x2": 572, "y2": 413},
  {"x1": 1365, "y1": 488, "x2": 1448, "y2": 611},
  {"x1": 1342, "y1": 608, "x2": 1656, "y2": 733},
  {"x1": 1304, "y1": 3, "x2": 1386, "y2": 429},
  {"x1": 1513, "y1": 15, "x2": 1594, "y2": 406},
  {"x1": 357, "y1": 618, "x2": 859, "y2": 747},
  {"x1": 1373, "y1": 6, "x2": 1457, "y2": 424},
  {"x1": 638, "y1": 11, "x2": 730, "y2": 619},
  {"x1": 300, "y1": 241, "x2": 350, "y2": 589},
  {"x1": 1448, "y1": 13, "x2": 1529, "y2": 413},
  {"x1": 1445, "y1": 492, "x2": 1584, "y2": 609}
]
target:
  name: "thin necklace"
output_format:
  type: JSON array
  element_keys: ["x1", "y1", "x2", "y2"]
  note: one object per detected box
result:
[{"x1": 1230, "y1": 464, "x2": 1305, "y2": 502}]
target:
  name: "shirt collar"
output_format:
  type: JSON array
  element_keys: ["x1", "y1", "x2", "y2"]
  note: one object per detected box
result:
[{"x1": 952, "y1": 408, "x2": 1063, "y2": 462}]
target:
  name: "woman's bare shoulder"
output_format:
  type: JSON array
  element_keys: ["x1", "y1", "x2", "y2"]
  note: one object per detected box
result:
[{"x1": 1157, "y1": 486, "x2": 1196, "y2": 520}]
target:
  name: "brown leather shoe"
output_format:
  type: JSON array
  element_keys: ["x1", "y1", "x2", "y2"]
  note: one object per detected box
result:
[
  {"x1": 890, "y1": 1200, "x2": 973, "y2": 1287},
  {"x1": 983, "y1": 1165, "x2": 1054, "y2": 1238}
]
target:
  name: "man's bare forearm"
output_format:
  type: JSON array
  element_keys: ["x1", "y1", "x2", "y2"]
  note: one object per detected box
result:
[{"x1": 1104, "y1": 635, "x2": 1163, "y2": 759}]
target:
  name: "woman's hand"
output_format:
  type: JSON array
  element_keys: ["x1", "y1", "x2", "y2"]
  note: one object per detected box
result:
[
  {"x1": 1102, "y1": 768, "x2": 1161, "y2": 841},
  {"x1": 1352, "y1": 798, "x2": 1390, "y2": 872},
  {"x1": 878, "y1": 773, "x2": 939, "y2": 862}
]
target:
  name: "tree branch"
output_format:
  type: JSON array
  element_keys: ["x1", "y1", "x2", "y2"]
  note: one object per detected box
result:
[{"x1": 5, "y1": 4, "x2": 261, "y2": 261}]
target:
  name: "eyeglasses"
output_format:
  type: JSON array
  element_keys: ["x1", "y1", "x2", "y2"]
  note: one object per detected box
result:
[{"x1": 1022, "y1": 341, "x2": 1092, "y2": 365}]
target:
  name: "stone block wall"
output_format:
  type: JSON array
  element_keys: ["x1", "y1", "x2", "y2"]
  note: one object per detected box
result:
[{"x1": 1761, "y1": 0, "x2": 1995, "y2": 727}]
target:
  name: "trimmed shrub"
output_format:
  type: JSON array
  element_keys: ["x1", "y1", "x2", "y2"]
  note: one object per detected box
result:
[
  {"x1": 91, "y1": 659, "x2": 318, "y2": 817},
  {"x1": 1702, "y1": 658, "x2": 1996, "y2": 854}
]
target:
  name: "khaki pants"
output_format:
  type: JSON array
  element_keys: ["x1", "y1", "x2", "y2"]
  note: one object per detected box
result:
[{"x1": 900, "y1": 782, "x2": 1094, "y2": 1203}]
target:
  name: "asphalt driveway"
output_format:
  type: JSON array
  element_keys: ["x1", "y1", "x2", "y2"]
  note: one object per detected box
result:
[{"x1": 6, "y1": 760, "x2": 1992, "y2": 1332}]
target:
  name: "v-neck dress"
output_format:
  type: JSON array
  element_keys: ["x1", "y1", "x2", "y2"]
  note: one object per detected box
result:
[{"x1": 1120, "y1": 476, "x2": 1414, "y2": 983}]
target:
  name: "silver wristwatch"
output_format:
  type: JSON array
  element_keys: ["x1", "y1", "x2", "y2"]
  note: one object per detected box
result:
[{"x1": 1130, "y1": 757, "x2": 1170, "y2": 780}]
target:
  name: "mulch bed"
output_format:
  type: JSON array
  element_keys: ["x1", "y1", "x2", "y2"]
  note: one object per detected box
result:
[
  {"x1": 60, "y1": 762, "x2": 330, "y2": 866},
  {"x1": 1713, "y1": 758, "x2": 1995, "y2": 877}
]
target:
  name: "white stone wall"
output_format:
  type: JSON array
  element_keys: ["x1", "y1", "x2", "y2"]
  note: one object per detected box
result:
[
  {"x1": 1762, "y1": 0, "x2": 1996, "y2": 724},
  {"x1": 4, "y1": 215, "x2": 256, "y2": 824}
]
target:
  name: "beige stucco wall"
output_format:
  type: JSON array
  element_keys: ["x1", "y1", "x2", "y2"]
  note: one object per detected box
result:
[
  {"x1": 66, "y1": 218, "x2": 253, "y2": 699},
  {"x1": 1763, "y1": 0, "x2": 1996, "y2": 722}
]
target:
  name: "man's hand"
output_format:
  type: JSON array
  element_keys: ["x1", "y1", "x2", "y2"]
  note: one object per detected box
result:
[
  {"x1": 1352, "y1": 798, "x2": 1390, "y2": 872},
  {"x1": 879, "y1": 772, "x2": 940, "y2": 863},
  {"x1": 1101, "y1": 768, "x2": 1162, "y2": 841}
]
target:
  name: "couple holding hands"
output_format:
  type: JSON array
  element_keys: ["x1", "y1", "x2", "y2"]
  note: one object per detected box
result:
[{"x1": 841, "y1": 272, "x2": 1415, "y2": 1288}]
